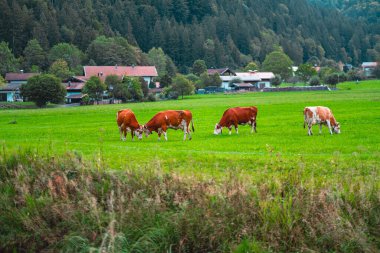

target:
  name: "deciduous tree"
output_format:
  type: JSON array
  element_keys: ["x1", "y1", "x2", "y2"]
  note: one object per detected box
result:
[
  {"x1": 21, "y1": 74, "x2": 66, "y2": 107},
  {"x1": 49, "y1": 59, "x2": 73, "y2": 81},
  {"x1": 82, "y1": 76, "x2": 106, "y2": 103},
  {"x1": 262, "y1": 48, "x2": 293, "y2": 80},
  {"x1": 171, "y1": 74, "x2": 195, "y2": 99}
]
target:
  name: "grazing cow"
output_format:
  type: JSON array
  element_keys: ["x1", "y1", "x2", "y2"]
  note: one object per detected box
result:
[
  {"x1": 303, "y1": 106, "x2": 340, "y2": 135},
  {"x1": 142, "y1": 110, "x2": 194, "y2": 141},
  {"x1": 116, "y1": 109, "x2": 143, "y2": 140},
  {"x1": 214, "y1": 106, "x2": 258, "y2": 135}
]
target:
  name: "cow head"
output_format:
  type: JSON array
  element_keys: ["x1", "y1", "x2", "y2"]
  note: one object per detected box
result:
[
  {"x1": 134, "y1": 125, "x2": 144, "y2": 140},
  {"x1": 214, "y1": 123, "x2": 222, "y2": 135},
  {"x1": 333, "y1": 122, "x2": 341, "y2": 134},
  {"x1": 142, "y1": 125, "x2": 151, "y2": 137}
]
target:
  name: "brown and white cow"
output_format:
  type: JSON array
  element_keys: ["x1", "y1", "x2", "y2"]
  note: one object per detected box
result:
[
  {"x1": 142, "y1": 110, "x2": 194, "y2": 141},
  {"x1": 214, "y1": 106, "x2": 258, "y2": 135},
  {"x1": 116, "y1": 109, "x2": 143, "y2": 141},
  {"x1": 303, "y1": 106, "x2": 340, "y2": 135}
]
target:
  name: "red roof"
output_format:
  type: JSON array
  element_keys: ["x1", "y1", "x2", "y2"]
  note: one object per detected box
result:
[
  {"x1": 65, "y1": 82, "x2": 85, "y2": 90},
  {"x1": 83, "y1": 66, "x2": 158, "y2": 80},
  {"x1": 5, "y1": 73, "x2": 39, "y2": 81}
]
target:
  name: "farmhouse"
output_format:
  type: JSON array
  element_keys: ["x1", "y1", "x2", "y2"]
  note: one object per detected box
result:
[
  {"x1": 361, "y1": 62, "x2": 378, "y2": 78},
  {"x1": 83, "y1": 65, "x2": 158, "y2": 84},
  {"x1": 0, "y1": 72, "x2": 39, "y2": 102},
  {"x1": 210, "y1": 69, "x2": 275, "y2": 90},
  {"x1": 62, "y1": 65, "x2": 158, "y2": 103}
]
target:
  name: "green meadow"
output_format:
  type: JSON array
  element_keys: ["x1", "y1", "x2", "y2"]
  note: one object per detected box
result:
[
  {"x1": 1, "y1": 80, "x2": 379, "y2": 177},
  {"x1": 1, "y1": 81, "x2": 379, "y2": 252}
]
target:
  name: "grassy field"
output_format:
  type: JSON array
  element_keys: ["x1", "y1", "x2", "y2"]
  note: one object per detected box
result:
[
  {"x1": 1, "y1": 80, "x2": 379, "y2": 176},
  {"x1": 1, "y1": 80, "x2": 379, "y2": 252}
]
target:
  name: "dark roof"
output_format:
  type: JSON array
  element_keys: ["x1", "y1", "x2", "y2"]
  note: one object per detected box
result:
[
  {"x1": 5, "y1": 73, "x2": 39, "y2": 81},
  {"x1": 66, "y1": 94, "x2": 87, "y2": 99},
  {"x1": 231, "y1": 83, "x2": 254, "y2": 88},
  {"x1": 83, "y1": 66, "x2": 158, "y2": 81},
  {"x1": 64, "y1": 82, "x2": 85, "y2": 90},
  {"x1": 207, "y1": 68, "x2": 235, "y2": 76},
  {"x1": 0, "y1": 83, "x2": 23, "y2": 91}
]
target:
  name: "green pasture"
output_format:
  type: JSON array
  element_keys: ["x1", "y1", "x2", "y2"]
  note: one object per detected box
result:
[{"x1": 0, "y1": 80, "x2": 379, "y2": 178}]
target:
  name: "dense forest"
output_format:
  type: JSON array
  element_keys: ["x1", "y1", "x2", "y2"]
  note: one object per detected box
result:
[{"x1": 0, "y1": 0, "x2": 379, "y2": 73}]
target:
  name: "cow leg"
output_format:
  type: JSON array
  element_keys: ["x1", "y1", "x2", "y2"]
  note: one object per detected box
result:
[
  {"x1": 119, "y1": 126, "x2": 123, "y2": 141},
  {"x1": 319, "y1": 124, "x2": 323, "y2": 134},
  {"x1": 228, "y1": 126, "x2": 232, "y2": 135},
  {"x1": 131, "y1": 130, "x2": 135, "y2": 141},
  {"x1": 326, "y1": 120, "x2": 333, "y2": 135},
  {"x1": 308, "y1": 124, "x2": 313, "y2": 136},
  {"x1": 235, "y1": 126, "x2": 238, "y2": 134},
  {"x1": 183, "y1": 120, "x2": 188, "y2": 141},
  {"x1": 164, "y1": 131, "x2": 168, "y2": 141},
  {"x1": 123, "y1": 128, "x2": 127, "y2": 141},
  {"x1": 158, "y1": 132, "x2": 161, "y2": 141}
]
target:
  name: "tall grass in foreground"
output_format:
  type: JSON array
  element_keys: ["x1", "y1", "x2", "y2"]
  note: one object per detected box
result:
[{"x1": 0, "y1": 148, "x2": 379, "y2": 253}]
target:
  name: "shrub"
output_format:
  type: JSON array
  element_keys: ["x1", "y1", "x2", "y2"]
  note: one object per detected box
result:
[
  {"x1": 309, "y1": 76, "x2": 321, "y2": 86},
  {"x1": 271, "y1": 74, "x2": 282, "y2": 87},
  {"x1": 20, "y1": 74, "x2": 66, "y2": 107}
]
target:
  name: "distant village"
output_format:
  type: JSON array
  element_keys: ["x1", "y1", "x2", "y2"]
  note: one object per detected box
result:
[{"x1": 0, "y1": 61, "x2": 378, "y2": 104}]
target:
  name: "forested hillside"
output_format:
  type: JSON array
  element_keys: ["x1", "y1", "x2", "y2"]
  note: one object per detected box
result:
[{"x1": 0, "y1": 0, "x2": 379, "y2": 72}]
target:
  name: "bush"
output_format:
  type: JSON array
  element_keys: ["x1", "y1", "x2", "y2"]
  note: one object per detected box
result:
[
  {"x1": 309, "y1": 76, "x2": 321, "y2": 86},
  {"x1": 271, "y1": 74, "x2": 282, "y2": 87},
  {"x1": 20, "y1": 74, "x2": 66, "y2": 107},
  {"x1": 147, "y1": 93, "x2": 156, "y2": 102}
]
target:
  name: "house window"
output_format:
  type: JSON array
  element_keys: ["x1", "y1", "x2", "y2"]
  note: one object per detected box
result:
[{"x1": 0, "y1": 93, "x2": 7, "y2": 101}]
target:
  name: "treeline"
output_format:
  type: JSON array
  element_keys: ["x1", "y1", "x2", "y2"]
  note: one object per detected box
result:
[{"x1": 0, "y1": 0, "x2": 379, "y2": 73}]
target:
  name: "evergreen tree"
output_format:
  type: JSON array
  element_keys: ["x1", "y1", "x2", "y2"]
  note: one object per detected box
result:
[
  {"x1": 23, "y1": 39, "x2": 46, "y2": 71},
  {"x1": 0, "y1": 41, "x2": 19, "y2": 76}
]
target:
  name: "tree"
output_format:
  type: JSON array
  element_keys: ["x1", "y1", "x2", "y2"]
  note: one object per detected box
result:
[
  {"x1": 373, "y1": 65, "x2": 380, "y2": 79},
  {"x1": 0, "y1": 75, "x2": 5, "y2": 88},
  {"x1": 324, "y1": 73, "x2": 339, "y2": 87},
  {"x1": 271, "y1": 75, "x2": 282, "y2": 87},
  {"x1": 48, "y1": 43, "x2": 84, "y2": 69},
  {"x1": 243, "y1": 62, "x2": 259, "y2": 72},
  {"x1": 20, "y1": 74, "x2": 66, "y2": 107},
  {"x1": 309, "y1": 76, "x2": 321, "y2": 86},
  {"x1": 49, "y1": 59, "x2": 73, "y2": 81},
  {"x1": 262, "y1": 48, "x2": 293, "y2": 80},
  {"x1": 105, "y1": 75, "x2": 121, "y2": 88},
  {"x1": 123, "y1": 77, "x2": 143, "y2": 101},
  {"x1": 159, "y1": 74, "x2": 172, "y2": 88},
  {"x1": 171, "y1": 74, "x2": 195, "y2": 99},
  {"x1": 82, "y1": 76, "x2": 106, "y2": 103},
  {"x1": 23, "y1": 39, "x2": 46, "y2": 71},
  {"x1": 296, "y1": 63, "x2": 317, "y2": 82},
  {"x1": 147, "y1": 47, "x2": 167, "y2": 77},
  {"x1": 0, "y1": 41, "x2": 19, "y2": 76},
  {"x1": 139, "y1": 77, "x2": 149, "y2": 98},
  {"x1": 192, "y1": 60, "x2": 207, "y2": 76},
  {"x1": 228, "y1": 77, "x2": 242, "y2": 87}
]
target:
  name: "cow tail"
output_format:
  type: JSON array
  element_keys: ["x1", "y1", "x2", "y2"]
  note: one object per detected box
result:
[{"x1": 191, "y1": 119, "x2": 195, "y2": 132}]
